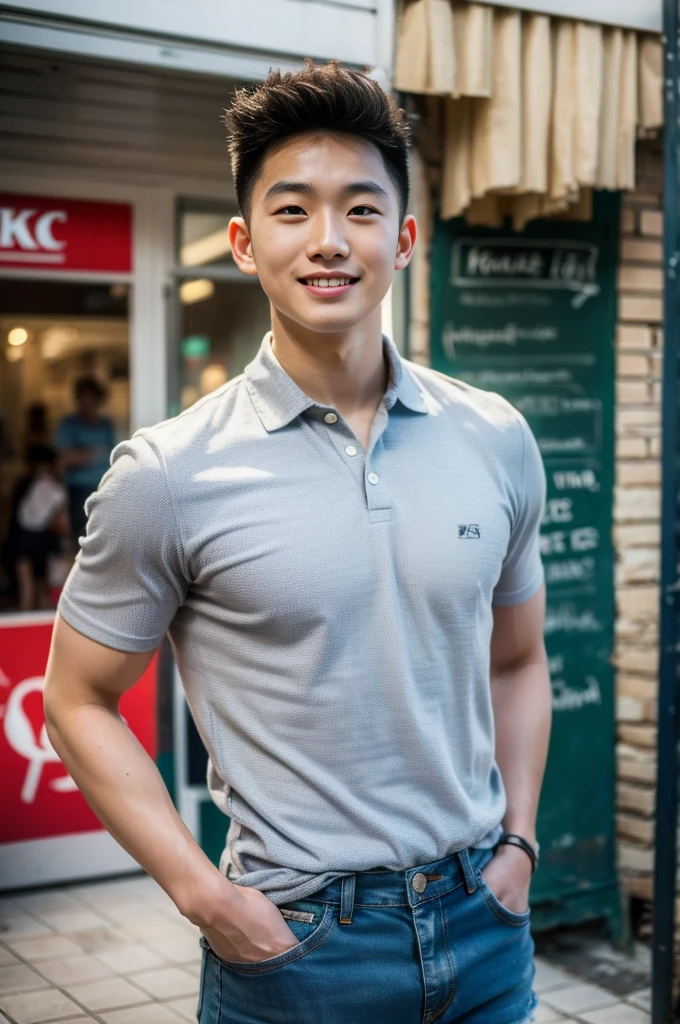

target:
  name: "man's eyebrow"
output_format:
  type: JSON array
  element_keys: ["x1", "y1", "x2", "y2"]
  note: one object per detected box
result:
[
  {"x1": 264, "y1": 181, "x2": 316, "y2": 201},
  {"x1": 263, "y1": 180, "x2": 390, "y2": 202},
  {"x1": 341, "y1": 181, "x2": 390, "y2": 200}
]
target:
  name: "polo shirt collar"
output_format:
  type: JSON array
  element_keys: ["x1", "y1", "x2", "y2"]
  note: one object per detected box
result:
[{"x1": 245, "y1": 332, "x2": 428, "y2": 433}]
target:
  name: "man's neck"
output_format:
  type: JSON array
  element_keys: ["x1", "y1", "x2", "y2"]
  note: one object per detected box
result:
[
  {"x1": 269, "y1": 308, "x2": 388, "y2": 420},
  {"x1": 270, "y1": 305, "x2": 387, "y2": 417}
]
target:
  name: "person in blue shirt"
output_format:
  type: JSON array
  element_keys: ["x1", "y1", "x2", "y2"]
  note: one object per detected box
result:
[{"x1": 56, "y1": 376, "x2": 116, "y2": 540}]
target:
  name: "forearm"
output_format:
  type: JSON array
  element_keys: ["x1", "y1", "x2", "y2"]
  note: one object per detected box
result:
[
  {"x1": 44, "y1": 697, "x2": 229, "y2": 924},
  {"x1": 491, "y1": 652, "x2": 552, "y2": 847}
]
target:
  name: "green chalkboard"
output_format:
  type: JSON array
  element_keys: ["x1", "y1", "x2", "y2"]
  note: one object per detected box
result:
[{"x1": 429, "y1": 194, "x2": 621, "y2": 934}]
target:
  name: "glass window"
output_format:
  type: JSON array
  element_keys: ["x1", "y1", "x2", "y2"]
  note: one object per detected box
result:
[
  {"x1": 176, "y1": 278, "x2": 271, "y2": 412},
  {"x1": 0, "y1": 280, "x2": 129, "y2": 613},
  {"x1": 177, "y1": 204, "x2": 239, "y2": 269},
  {"x1": 172, "y1": 200, "x2": 271, "y2": 415}
]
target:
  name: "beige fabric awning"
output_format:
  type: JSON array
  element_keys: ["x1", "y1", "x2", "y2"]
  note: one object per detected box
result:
[{"x1": 394, "y1": 1, "x2": 663, "y2": 226}]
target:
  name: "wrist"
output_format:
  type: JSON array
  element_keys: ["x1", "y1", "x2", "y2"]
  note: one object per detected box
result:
[
  {"x1": 173, "y1": 866, "x2": 237, "y2": 928},
  {"x1": 500, "y1": 824, "x2": 538, "y2": 852},
  {"x1": 496, "y1": 831, "x2": 539, "y2": 873}
]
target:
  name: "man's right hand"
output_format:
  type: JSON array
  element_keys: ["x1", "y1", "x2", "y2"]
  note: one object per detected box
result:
[{"x1": 199, "y1": 884, "x2": 300, "y2": 965}]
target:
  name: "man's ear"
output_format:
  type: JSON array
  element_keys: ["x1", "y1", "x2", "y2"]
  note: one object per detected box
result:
[
  {"x1": 395, "y1": 214, "x2": 417, "y2": 271},
  {"x1": 229, "y1": 216, "x2": 259, "y2": 276}
]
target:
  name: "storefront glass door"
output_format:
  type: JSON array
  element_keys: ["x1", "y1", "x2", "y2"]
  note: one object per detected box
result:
[
  {"x1": 170, "y1": 201, "x2": 271, "y2": 417},
  {"x1": 0, "y1": 278, "x2": 130, "y2": 613}
]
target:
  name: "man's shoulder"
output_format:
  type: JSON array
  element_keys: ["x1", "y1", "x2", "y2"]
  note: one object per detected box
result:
[
  {"x1": 132, "y1": 374, "x2": 247, "y2": 461},
  {"x1": 405, "y1": 360, "x2": 522, "y2": 431}
]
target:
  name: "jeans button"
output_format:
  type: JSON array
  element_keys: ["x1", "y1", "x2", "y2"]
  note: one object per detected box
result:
[{"x1": 412, "y1": 872, "x2": 428, "y2": 893}]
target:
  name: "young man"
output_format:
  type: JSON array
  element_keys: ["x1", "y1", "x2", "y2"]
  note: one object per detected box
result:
[{"x1": 45, "y1": 63, "x2": 551, "y2": 1024}]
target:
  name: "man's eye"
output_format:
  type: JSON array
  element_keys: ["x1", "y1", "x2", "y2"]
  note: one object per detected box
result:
[
  {"x1": 349, "y1": 205, "x2": 377, "y2": 216},
  {"x1": 276, "y1": 205, "x2": 306, "y2": 215}
]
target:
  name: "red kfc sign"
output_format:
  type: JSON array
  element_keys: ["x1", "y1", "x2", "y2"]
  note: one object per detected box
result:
[
  {"x1": 0, "y1": 616, "x2": 156, "y2": 844},
  {"x1": 0, "y1": 194, "x2": 132, "y2": 273}
]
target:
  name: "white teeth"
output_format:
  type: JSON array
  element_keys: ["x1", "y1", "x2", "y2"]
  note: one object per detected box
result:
[{"x1": 307, "y1": 277, "x2": 352, "y2": 287}]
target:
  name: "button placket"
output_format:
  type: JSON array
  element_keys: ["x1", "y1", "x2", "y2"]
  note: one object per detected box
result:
[
  {"x1": 364, "y1": 434, "x2": 391, "y2": 522},
  {"x1": 314, "y1": 409, "x2": 367, "y2": 486}
]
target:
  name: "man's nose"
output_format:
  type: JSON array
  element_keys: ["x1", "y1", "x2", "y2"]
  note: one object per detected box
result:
[{"x1": 306, "y1": 212, "x2": 350, "y2": 261}]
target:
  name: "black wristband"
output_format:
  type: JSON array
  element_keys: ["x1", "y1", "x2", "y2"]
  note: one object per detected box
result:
[{"x1": 494, "y1": 832, "x2": 538, "y2": 874}]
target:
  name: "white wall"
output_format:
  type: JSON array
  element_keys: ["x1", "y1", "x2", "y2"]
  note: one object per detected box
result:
[{"x1": 0, "y1": 0, "x2": 396, "y2": 80}]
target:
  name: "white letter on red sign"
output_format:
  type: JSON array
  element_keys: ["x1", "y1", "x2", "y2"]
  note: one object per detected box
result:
[
  {"x1": 35, "y1": 211, "x2": 67, "y2": 251},
  {"x1": 0, "y1": 208, "x2": 38, "y2": 250}
]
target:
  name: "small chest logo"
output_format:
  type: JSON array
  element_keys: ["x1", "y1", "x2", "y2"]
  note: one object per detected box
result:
[{"x1": 458, "y1": 524, "x2": 481, "y2": 539}]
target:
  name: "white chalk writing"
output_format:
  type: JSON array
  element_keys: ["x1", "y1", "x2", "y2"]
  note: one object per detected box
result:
[
  {"x1": 551, "y1": 675, "x2": 602, "y2": 712},
  {"x1": 545, "y1": 604, "x2": 605, "y2": 635}
]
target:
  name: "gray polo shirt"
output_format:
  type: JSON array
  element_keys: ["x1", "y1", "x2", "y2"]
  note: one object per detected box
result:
[{"x1": 58, "y1": 332, "x2": 545, "y2": 906}]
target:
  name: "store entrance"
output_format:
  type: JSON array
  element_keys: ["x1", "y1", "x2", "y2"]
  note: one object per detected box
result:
[{"x1": 0, "y1": 278, "x2": 130, "y2": 613}]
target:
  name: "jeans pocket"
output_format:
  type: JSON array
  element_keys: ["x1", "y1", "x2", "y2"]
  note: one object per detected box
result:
[
  {"x1": 475, "y1": 869, "x2": 531, "y2": 928},
  {"x1": 200, "y1": 901, "x2": 334, "y2": 975}
]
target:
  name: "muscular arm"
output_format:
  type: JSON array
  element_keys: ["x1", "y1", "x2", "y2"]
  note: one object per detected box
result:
[
  {"x1": 43, "y1": 615, "x2": 298, "y2": 961},
  {"x1": 483, "y1": 585, "x2": 551, "y2": 910},
  {"x1": 43, "y1": 614, "x2": 224, "y2": 919},
  {"x1": 490, "y1": 583, "x2": 551, "y2": 850}
]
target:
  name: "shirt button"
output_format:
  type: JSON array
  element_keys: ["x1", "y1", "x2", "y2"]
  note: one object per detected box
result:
[
  {"x1": 412, "y1": 872, "x2": 428, "y2": 893},
  {"x1": 324, "y1": 412, "x2": 338, "y2": 424},
  {"x1": 367, "y1": 472, "x2": 379, "y2": 485},
  {"x1": 345, "y1": 445, "x2": 357, "y2": 457}
]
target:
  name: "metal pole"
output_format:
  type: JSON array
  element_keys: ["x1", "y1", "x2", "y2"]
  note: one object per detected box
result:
[{"x1": 651, "y1": 1, "x2": 680, "y2": 1021}]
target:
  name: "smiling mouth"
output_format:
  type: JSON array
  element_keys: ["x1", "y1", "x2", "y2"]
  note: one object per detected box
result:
[{"x1": 298, "y1": 276, "x2": 359, "y2": 289}]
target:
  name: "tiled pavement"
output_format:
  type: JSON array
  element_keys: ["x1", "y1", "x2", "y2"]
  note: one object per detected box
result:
[{"x1": 0, "y1": 874, "x2": 652, "y2": 1024}]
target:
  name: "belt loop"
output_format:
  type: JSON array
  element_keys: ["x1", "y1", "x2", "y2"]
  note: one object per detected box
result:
[
  {"x1": 458, "y1": 849, "x2": 477, "y2": 895},
  {"x1": 339, "y1": 873, "x2": 356, "y2": 924}
]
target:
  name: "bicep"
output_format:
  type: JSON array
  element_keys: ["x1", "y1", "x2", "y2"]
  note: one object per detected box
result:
[
  {"x1": 44, "y1": 613, "x2": 156, "y2": 714},
  {"x1": 490, "y1": 583, "x2": 546, "y2": 674}
]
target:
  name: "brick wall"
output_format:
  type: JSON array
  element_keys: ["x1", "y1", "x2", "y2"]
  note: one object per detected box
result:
[{"x1": 613, "y1": 139, "x2": 663, "y2": 903}]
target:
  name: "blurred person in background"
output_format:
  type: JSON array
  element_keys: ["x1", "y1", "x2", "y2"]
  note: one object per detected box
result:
[
  {"x1": 56, "y1": 376, "x2": 115, "y2": 540},
  {"x1": 4, "y1": 443, "x2": 68, "y2": 611},
  {"x1": 24, "y1": 402, "x2": 50, "y2": 451}
]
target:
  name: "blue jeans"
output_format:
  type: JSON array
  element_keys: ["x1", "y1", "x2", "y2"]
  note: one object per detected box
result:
[{"x1": 197, "y1": 846, "x2": 537, "y2": 1023}]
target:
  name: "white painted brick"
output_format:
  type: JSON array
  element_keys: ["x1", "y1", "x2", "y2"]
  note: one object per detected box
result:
[
  {"x1": 617, "y1": 742, "x2": 657, "y2": 763},
  {"x1": 618, "y1": 723, "x2": 657, "y2": 749},
  {"x1": 615, "y1": 618, "x2": 658, "y2": 644},
  {"x1": 620, "y1": 238, "x2": 663, "y2": 263},
  {"x1": 616, "y1": 324, "x2": 654, "y2": 350},
  {"x1": 613, "y1": 644, "x2": 659, "y2": 674},
  {"x1": 618, "y1": 813, "x2": 655, "y2": 845},
  {"x1": 614, "y1": 486, "x2": 660, "y2": 522},
  {"x1": 616, "y1": 437, "x2": 647, "y2": 459},
  {"x1": 617, "y1": 783, "x2": 655, "y2": 817},
  {"x1": 614, "y1": 523, "x2": 660, "y2": 547},
  {"x1": 615, "y1": 548, "x2": 660, "y2": 586},
  {"x1": 618, "y1": 266, "x2": 664, "y2": 293},
  {"x1": 616, "y1": 407, "x2": 661, "y2": 435},
  {"x1": 618, "y1": 842, "x2": 654, "y2": 873},
  {"x1": 617, "y1": 676, "x2": 658, "y2": 702},
  {"x1": 616, "y1": 380, "x2": 652, "y2": 403},
  {"x1": 616, "y1": 586, "x2": 660, "y2": 620},
  {"x1": 618, "y1": 294, "x2": 663, "y2": 323},
  {"x1": 616, "y1": 461, "x2": 661, "y2": 486},
  {"x1": 617, "y1": 353, "x2": 650, "y2": 377},
  {"x1": 617, "y1": 695, "x2": 645, "y2": 722}
]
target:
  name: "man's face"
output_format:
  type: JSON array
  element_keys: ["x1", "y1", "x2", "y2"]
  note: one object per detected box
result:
[
  {"x1": 229, "y1": 133, "x2": 415, "y2": 336},
  {"x1": 77, "y1": 390, "x2": 101, "y2": 417}
]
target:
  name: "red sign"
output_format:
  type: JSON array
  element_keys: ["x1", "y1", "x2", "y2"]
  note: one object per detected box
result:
[
  {"x1": 0, "y1": 616, "x2": 156, "y2": 844},
  {"x1": 0, "y1": 194, "x2": 132, "y2": 273}
]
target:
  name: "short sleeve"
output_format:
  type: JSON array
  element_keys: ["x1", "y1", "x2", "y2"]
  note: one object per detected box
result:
[
  {"x1": 492, "y1": 414, "x2": 546, "y2": 607},
  {"x1": 58, "y1": 433, "x2": 188, "y2": 652}
]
